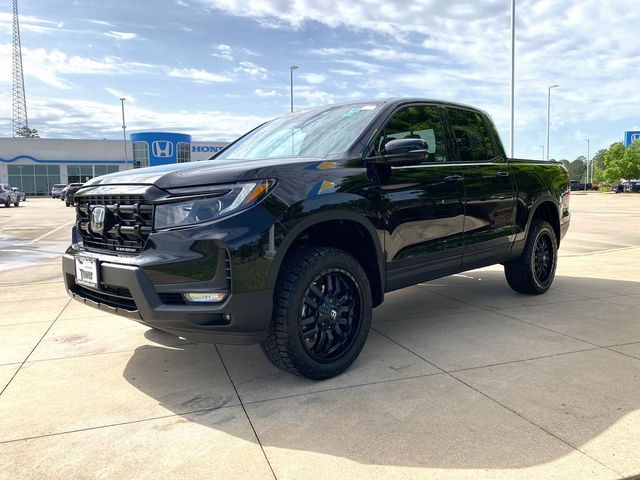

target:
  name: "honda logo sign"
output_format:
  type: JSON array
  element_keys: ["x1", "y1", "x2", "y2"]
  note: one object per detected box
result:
[{"x1": 152, "y1": 140, "x2": 174, "y2": 158}]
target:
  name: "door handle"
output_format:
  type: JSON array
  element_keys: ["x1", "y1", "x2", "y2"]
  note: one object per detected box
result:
[
  {"x1": 444, "y1": 174, "x2": 463, "y2": 183},
  {"x1": 496, "y1": 171, "x2": 510, "y2": 177}
]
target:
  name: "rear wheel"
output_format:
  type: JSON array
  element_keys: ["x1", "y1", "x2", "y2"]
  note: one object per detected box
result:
[
  {"x1": 261, "y1": 246, "x2": 372, "y2": 380},
  {"x1": 504, "y1": 220, "x2": 557, "y2": 294}
]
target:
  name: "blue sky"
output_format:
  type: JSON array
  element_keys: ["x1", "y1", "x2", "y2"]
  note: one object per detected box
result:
[{"x1": 0, "y1": 0, "x2": 638, "y2": 161}]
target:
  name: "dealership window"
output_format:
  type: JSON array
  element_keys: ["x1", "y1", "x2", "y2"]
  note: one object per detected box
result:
[
  {"x1": 133, "y1": 141, "x2": 149, "y2": 168},
  {"x1": 8, "y1": 165, "x2": 61, "y2": 196},
  {"x1": 177, "y1": 142, "x2": 191, "y2": 163},
  {"x1": 67, "y1": 164, "x2": 120, "y2": 184}
]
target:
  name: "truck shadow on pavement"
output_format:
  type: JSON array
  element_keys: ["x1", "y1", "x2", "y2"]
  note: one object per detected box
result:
[{"x1": 123, "y1": 270, "x2": 640, "y2": 472}]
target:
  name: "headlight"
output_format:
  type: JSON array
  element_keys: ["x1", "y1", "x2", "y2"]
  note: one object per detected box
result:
[{"x1": 154, "y1": 179, "x2": 276, "y2": 230}]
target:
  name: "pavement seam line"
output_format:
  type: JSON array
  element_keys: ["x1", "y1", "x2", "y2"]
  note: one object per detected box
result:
[
  {"x1": 28, "y1": 220, "x2": 75, "y2": 245},
  {"x1": 447, "y1": 371, "x2": 624, "y2": 478},
  {"x1": 0, "y1": 297, "x2": 72, "y2": 398},
  {"x1": 214, "y1": 345, "x2": 279, "y2": 480},
  {"x1": 0, "y1": 403, "x2": 241, "y2": 445},
  {"x1": 429, "y1": 287, "x2": 607, "y2": 349},
  {"x1": 239, "y1": 371, "x2": 447, "y2": 408},
  {"x1": 371, "y1": 328, "x2": 623, "y2": 477}
]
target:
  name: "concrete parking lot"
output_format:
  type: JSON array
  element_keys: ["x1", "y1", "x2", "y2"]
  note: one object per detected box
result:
[{"x1": 1, "y1": 193, "x2": 639, "y2": 479}]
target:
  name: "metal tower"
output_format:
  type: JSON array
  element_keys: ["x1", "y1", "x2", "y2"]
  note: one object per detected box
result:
[{"x1": 12, "y1": 0, "x2": 29, "y2": 137}]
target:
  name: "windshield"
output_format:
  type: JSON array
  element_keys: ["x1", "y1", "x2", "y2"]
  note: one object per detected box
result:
[{"x1": 216, "y1": 103, "x2": 381, "y2": 161}]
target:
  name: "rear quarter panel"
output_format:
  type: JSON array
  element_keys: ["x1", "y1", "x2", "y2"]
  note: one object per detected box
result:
[{"x1": 508, "y1": 159, "x2": 570, "y2": 242}]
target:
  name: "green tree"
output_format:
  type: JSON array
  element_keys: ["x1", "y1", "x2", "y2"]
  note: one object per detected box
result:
[
  {"x1": 603, "y1": 142, "x2": 627, "y2": 183},
  {"x1": 565, "y1": 156, "x2": 587, "y2": 182},
  {"x1": 15, "y1": 126, "x2": 40, "y2": 138},
  {"x1": 591, "y1": 148, "x2": 607, "y2": 183}
]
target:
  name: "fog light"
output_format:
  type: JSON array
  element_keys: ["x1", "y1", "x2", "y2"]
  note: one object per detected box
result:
[{"x1": 183, "y1": 292, "x2": 228, "y2": 303}]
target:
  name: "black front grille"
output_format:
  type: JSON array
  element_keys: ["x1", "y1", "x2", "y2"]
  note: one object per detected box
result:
[
  {"x1": 73, "y1": 284, "x2": 138, "y2": 311},
  {"x1": 76, "y1": 194, "x2": 153, "y2": 254}
]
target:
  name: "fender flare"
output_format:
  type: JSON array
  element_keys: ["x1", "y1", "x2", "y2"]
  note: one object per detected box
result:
[{"x1": 266, "y1": 210, "x2": 385, "y2": 297}]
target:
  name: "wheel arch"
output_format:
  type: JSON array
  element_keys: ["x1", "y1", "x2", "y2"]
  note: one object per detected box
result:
[
  {"x1": 527, "y1": 196, "x2": 561, "y2": 245},
  {"x1": 267, "y1": 211, "x2": 385, "y2": 307}
]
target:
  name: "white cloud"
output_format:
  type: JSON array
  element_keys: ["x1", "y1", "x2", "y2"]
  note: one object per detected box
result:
[
  {"x1": 105, "y1": 88, "x2": 136, "y2": 104},
  {"x1": 300, "y1": 73, "x2": 326, "y2": 85},
  {"x1": 329, "y1": 69, "x2": 363, "y2": 77},
  {"x1": 0, "y1": 45, "x2": 231, "y2": 88},
  {"x1": 211, "y1": 44, "x2": 233, "y2": 60},
  {"x1": 0, "y1": 12, "x2": 65, "y2": 34},
  {"x1": 234, "y1": 61, "x2": 268, "y2": 79},
  {"x1": 0, "y1": 91, "x2": 268, "y2": 141},
  {"x1": 255, "y1": 88, "x2": 279, "y2": 97},
  {"x1": 167, "y1": 68, "x2": 231, "y2": 83},
  {"x1": 104, "y1": 31, "x2": 138, "y2": 41},
  {"x1": 80, "y1": 19, "x2": 115, "y2": 27}
]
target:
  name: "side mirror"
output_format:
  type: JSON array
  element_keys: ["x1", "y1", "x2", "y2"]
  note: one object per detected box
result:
[
  {"x1": 369, "y1": 138, "x2": 429, "y2": 164},
  {"x1": 384, "y1": 138, "x2": 428, "y2": 157}
]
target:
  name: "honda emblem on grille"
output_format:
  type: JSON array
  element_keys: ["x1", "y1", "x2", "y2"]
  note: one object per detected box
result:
[{"x1": 90, "y1": 206, "x2": 106, "y2": 235}]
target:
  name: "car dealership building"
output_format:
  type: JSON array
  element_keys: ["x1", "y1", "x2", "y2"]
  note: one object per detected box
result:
[{"x1": 0, "y1": 132, "x2": 228, "y2": 196}]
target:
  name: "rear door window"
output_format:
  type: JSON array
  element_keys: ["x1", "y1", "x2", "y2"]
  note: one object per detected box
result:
[{"x1": 446, "y1": 108, "x2": 496, "y2": 162}]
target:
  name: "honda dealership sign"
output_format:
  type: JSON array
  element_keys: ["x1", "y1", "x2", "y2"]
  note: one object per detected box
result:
[
  {"x1": 624, "y1": 131, "x2": 640, "y2": 147},
  {"x1": 130, "y1": 132, "x2": 191, "y2": 167}
]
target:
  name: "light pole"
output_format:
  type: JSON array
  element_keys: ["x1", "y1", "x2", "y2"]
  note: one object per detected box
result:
[
  {"x1": 120, "y1": 97, "x2": 127, "y2": 162},
  {"x1": 546, "y1": 84, "x2": 559, "y2": 161},
  {"x1": 509, "y1": 0, "x2": 515, "y2": 158},
  {"x1": 584, "y1": 138, "x2": 590, "y2": 189},
  {"x1": 289, "y1": 65, "x2": 298, "y2": 113},
  {"x1": 540, "y1": 145, "x2": 545, "y2": 161}
]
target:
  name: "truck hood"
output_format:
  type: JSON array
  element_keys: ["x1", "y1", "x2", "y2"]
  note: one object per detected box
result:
[{"x1": 84, "y1": 157, "x2": 322, "y2": 190}]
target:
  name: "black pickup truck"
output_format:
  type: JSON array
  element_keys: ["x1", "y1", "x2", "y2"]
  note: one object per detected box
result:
[{"x1": 62, "y1": 98, "x2": 570, "y2": 379}]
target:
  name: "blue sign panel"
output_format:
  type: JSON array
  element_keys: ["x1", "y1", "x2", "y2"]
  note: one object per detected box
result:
[
  {"x1": 130, "y1": 132, "x2": 192, "y2": 167},
  {"x1": 624, "y1": 131, "x2": 640, "y2": 147}
]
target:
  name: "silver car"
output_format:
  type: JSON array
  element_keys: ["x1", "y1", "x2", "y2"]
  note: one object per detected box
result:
[{"x1": 0, "y1": 184, "x2": 20, "y2": 207}]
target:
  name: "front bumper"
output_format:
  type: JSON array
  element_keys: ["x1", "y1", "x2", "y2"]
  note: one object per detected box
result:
[{"x1": 62, "y1": 253, "x2": 273, "y2": 344}]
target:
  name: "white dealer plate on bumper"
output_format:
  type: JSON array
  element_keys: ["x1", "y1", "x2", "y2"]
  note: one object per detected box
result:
[{"x1": 75, "y1": 256, "x2": 99, "y2": 289}]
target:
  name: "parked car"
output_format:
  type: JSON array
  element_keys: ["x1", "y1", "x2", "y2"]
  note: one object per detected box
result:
[
  {"x1": 63, "y1": 98, "x2": 571, "y2": 379},
  {"x1": 0, "y1": 184, "x2": 20, "y2": 207},
  {"x1": 64, "y1": 183, "x2": 84, "y2": 207},
  {"x1": 11, "y1": 187, "x2": 26, "y2": 202},
  {"x1": 613, "y1": 184, "x2": 624, "y2": 193},
  {"x1": 570, "y1": 180, "x2": 580, "y2": 191},
  {"x1": 51, "y1": 184, "x2": 67, "y2": 199}
]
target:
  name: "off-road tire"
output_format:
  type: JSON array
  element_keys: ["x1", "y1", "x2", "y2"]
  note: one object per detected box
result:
[
  {"x1": 261, "y1": 246, "x2": 372, "y2": 380},
  {"x1": 504, "y1": 220, "x2": 558, "y2": 295}
]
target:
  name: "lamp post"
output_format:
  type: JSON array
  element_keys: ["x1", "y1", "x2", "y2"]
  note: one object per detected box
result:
[
  {"x1": 540, "y1": 145, "x2": 545, "y2": 161},
  {"x1": 120, "y1": 98, "x2": 127, "y2": 162},
  {"x1": 509, "y1": 0, "x2": 515, "y2": 158},
  {"x1": 289, "y1": 65, "x2": 298, "y2": 113},
  {"x1": 546, "y1": 84, "x2": 559, "y2": 161},
  {"x1": 584, "y1": 138, "x2": 590, "y2": 189}
]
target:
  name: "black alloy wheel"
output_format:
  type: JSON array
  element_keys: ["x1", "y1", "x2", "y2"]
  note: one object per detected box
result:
[
  {"x1": 533, "y1": 232, "x2": 554, "y2": 284},
  {"x1": 299, "y1": 268, "x2": 362, "y2": 362},
  {"x1": 504, "y1": 219, "x2": 558, "y2": 295},
  {"x1": 261, "y1": 246, "x2": 372, "y2": 380}
]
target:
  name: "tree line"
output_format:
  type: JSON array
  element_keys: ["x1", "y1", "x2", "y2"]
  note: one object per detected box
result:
[{"x1": 555, "y1": 141, "x2": 640, "y2": 185}]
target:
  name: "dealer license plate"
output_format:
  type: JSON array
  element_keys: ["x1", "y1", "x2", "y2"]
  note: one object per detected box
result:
[{"x1": 75, "y1": 256, "x2": 99, "y2": 289}]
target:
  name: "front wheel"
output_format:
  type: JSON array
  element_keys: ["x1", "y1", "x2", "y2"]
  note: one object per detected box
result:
[
  {"x1": 261, "y1": 246, "x2": 372, "y2": 380},
  {"x1": 504, "y1": 220, "x2": 558, "y2": 295},
  {"x1": 14, "y1": 200, "x2": 19, "y2": 207}
]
